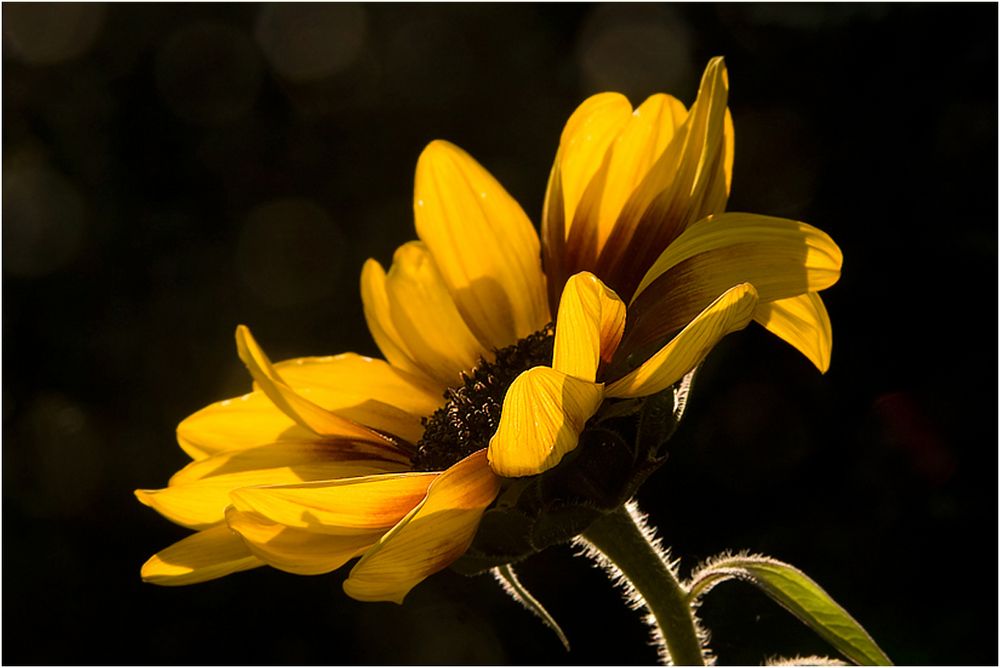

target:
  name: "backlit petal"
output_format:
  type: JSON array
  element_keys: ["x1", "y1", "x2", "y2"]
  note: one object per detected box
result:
[
  {"x1": 137, "y1": 442, "x2": 408, "y2": 529},
  {"x1": 226, "y1": 507, "x2": 378, "y2": 576},
  {"x1": 546, "y1": 94, "x2": 634, "y2": 302},
  {"x1": 487, "y1": 367, "x2": 604, "y2": 478},
  {"x1": 273, "y1": 351, "x2": 442, "y2": 443},
  {"x1": 551, "y1": 93, "x2": 633, "y2": 232},
  {"x1": 229, "y1": 471, "x2": 436, "y2": 534},
  {"x1": 414, "y1": 140, "x2": 549, "y2": 349},
  {"x1": 343, "y1": 450, "x2": 500, "y2": 603},
  {"x1": 597, "y1": 93, "x2": 688, "y2": 248},
  {"x1": 552, "y1": 272, "x2": 627, "y2": 382},
  {"x1": 634, "y1": 214, "x2": 842, "y2": 301},
  {"x1": 754, "y1": 292, "x2": 833, "y2": 373},
  {"x1": 235, "y1": 325, "x2": 386, "y2": 444},
  {"x1": 176, "y1": 390, "x2": 313, "y2": 461},
  {"x1": 596, "y1": 57, "x2": 731, "y2": 300},
  {"x1": 607, "y1": 283, "x2": 758, "y2": 398},
  {"x1": 140, "y1": 524, "x2": 261, "y2": 586},
  {"x1": 381, "y1": 241, "x2": 489, "y2": 386},
  {"x1": 360, "y1": 258, "x2": 436, "y2": 385},
  {"x1": 621, "y1": 213, "x2": 842, "y2": 356}
]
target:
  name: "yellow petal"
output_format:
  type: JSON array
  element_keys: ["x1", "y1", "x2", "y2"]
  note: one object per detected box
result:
[
  {"x1": 137, "y1": 441, "x2": 408, "y2": 529},
  {"x1": 633, "y1": 212, "x2": 842, "y2": 299},
  {"x1": 597, "y1": 93, "x2": 688, "y2": 248},
  {"x1": 552, "y1": 93, "x2": 633, "y2": 229},
  {"x1": 382, "y1": 241, "x2": 489, "y2": 386},
  {"x1": 414, "y1": 140, "x2": 549, "y2": 349},
  {"x1": 487, "y1": 367, "x2": 605, "y2": 477},
  {"x1": 168, "y1": 439, "x2": 409, "y2": 486},
  {"x1": 343, "y1": 449, "x2": 500, "y2": 603},
  {"x1": 235, "y1": 325, "x2": 387, "y2": 444},
  {"x1": 140, "y1": 524, "x2": 261, "y2": 586},
  {"x1": 272, "y1": 351, "x2": 442, "y2": 444},
  {"x1": 226, "y1": 507, "x2": 378, "y2": 576},
  {"x1": 623, "y1": 213, "x2": 842, "y2": 354},
  {"x1": 360, "y1": 258, "x2": 435, "y2": 385},
  {"x1": 596, "y1": 57, "x2": 731, "y2": 300},
  {"x1": 229, "y1": 471, "x2": 437, "y2": 534},
  {"x1": 176, "y1": 390, "x2": 314, "y2": 461},
  {"x1": 754, "y1": 292, "x2": 832, "y2": 373},
  {"x1": 607, "y1": 283, "x2": 759, "y2": 398},
  {"x1": 552, "y1": 272, "x2": 627, "y2": 381},
  {"x1": 542, "y1": 94, "x2": 636, "y2": 309}
]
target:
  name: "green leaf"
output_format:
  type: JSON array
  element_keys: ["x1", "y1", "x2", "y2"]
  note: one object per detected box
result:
[
  {"x1": 687, "y1": 555, "x2": 891, "y2": 666},
  {"x1": 492, "y1": 564, "x2": 570, "y2": 651}
]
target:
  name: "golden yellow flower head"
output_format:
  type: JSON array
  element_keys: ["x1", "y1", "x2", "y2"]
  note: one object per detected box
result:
[{"x1": 136, "y1": 57, "x2": 842, "y2": 603}]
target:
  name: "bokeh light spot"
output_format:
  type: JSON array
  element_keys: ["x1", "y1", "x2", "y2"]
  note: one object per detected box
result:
[
  {"x1": 155, "y1": 22, "x2": 262, "y2": 126},
  {"x1": 236, "y1": 198, "x2": 347, "y2": 307},
  {"x1": 3, "y1": 162, "x2": 87, "y2": 278},
  {"x1": 10, "y1": 393, "x2": 104, "y2": 519},
  {"x1": 3, "y1": 4, "x2": 105, "y2": 65},
  {"x1": 576, "y1": 5, "x2": 694, "y2": 100},
  {"x1": 254, "y1": 3, "x2": 367, "y2": 83}
]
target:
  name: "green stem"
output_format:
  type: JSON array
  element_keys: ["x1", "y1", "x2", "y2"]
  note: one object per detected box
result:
[{"x1": 581, "y1": 505, "x2": 705, "y2": 666}]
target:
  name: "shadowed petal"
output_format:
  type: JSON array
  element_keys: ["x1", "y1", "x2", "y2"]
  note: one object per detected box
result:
[
  {"x1": 621, "y1": 213, "x2": 841, "y2": 357},
  {"x1": 140, "y1": 524, "x2": 261, "y2": 586},
  {"x1": 488, "y1": 367, "x2": 604, "y2": 478},
  {"x1": 360, "y1": 258, "x2": 438, "y2": 386},
  {"x1": 136, "y1": 442, "x2": 408, "y2": 529},
  {"x1": 176, "y1": 390, "x2": 314, "y2": 461},
  {"x1": 381, "y1": 241, "x2": 490, "y2": 387},
  {"x1": 343, "y1": 450, "x2": 500, "y2": 603},
  {"x1": 415, "y1": 140, "x2": 549, "y2": 349},
  {"x1": 229, "y1": 471, "x2": 437, "y2": 534},
  {"x1": 226, "y1": 507, "x2": 379, "y2": 576}
]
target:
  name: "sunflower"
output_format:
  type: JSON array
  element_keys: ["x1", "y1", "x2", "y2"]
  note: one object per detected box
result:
[{"x1": 136, "y1": 57, "x2": 841, "y2": 603}]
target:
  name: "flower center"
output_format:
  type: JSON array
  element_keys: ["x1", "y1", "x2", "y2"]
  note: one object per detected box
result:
[{"x1": 411, "y1": 323, "x2": 556, "y2": 472}]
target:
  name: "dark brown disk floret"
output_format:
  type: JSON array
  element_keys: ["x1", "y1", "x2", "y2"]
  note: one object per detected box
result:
[{"x1": 411, "y1": 323, "x2": 555, "y2": 472}]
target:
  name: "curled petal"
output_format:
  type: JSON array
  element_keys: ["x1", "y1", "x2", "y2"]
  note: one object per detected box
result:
[
  {"x1": 488, "y1": 367, "x2": 605, "y2": 478},
  {"x1": 621, "y1": 213, "x2": 841, "y2": 356},
  {"x1": 607, "y1": 283, "x2": 759, "y2": 398},
  {"x1": 140, "y1": 524, "x2": 261, "y2": 586},
  {"x1": 235, "y1": 325, "x2": 386, "y2": 444},
  {"x1": 552, "y1": 272, "x2": 627, "y2": 381},
  {"x1": 754, "y1": 292, "x2": 833, "y2": 373},
  {"x1": 272, "y1": 351, "x2": 443, "y2": 443},
  {"x1": 343, "y1": 450, "x2": 500, "y2": 603}
]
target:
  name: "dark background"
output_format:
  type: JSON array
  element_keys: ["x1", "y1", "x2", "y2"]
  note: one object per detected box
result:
[{"x1": 3, "y1": 3, "x2": 996, "y2": 665}]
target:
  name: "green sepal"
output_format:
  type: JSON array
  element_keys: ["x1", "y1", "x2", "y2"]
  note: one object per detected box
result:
[
  {"x1": 492, "y1": 564, "x2": 571, "y2": 651},
  {"x1": 687, "y1": 554, "x2": 892, "y2": 666},
  {"x1": 454, "y1": 374, "x2": 694, "y2": 576}
]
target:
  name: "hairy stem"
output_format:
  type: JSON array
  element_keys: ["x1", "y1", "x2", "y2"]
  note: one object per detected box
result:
[{"x1": 580, "y1": 504, "x2": 706, "y2": 666}]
